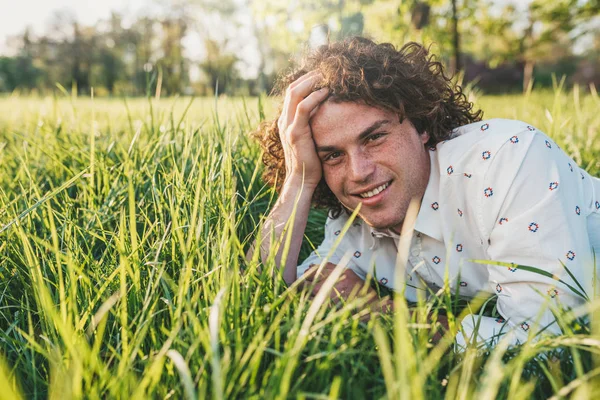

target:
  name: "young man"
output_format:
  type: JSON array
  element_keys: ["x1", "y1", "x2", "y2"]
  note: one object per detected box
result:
[{"x1": 254, "y1": 37, "x2": 600, "y2": 347}]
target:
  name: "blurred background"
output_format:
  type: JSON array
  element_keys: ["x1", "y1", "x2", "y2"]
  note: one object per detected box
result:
[{"x1": 0, "y1": 0, "x2": 598, "y2": 97}]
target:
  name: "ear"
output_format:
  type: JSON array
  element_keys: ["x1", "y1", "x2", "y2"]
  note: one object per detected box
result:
[{"x1": 420, "y1": 131, "x2": 430, "y2": 144}]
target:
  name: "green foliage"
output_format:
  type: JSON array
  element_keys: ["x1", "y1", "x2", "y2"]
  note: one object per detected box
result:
[
  {"x1": 0, "y1": 87, "x2": 600, "y2": 398},
  {"x1": 1, "y1": 1, "x2": 599, "y2": 96},
  {"x1": 0, "y1": 12, "x2": 190, "y2": 96},
  {"x1": 199, "y1": 39, "x2": 238, "y2": 96}
]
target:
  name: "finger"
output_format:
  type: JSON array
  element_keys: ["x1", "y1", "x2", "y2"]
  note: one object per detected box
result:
[
  {"x1": 298, "y1": 278, "x2": 311, "y2": 291},
  {"x1": 301, "y1": 264, "x2": 320, "y2": 283},
  {"x1": 302, "y1": 274, "x2": 315, "y2": 286},
  {"x1": 303, "y1": 263, "x2": 339, "y2": 289},
  {"x1": 289, "y1": 70, "x2": 320, "y2": 90},
  {"x1": 306, "y1": 271, "x2": 325, "y2": 286},
  {"x1": 282, "y1": 71, "x2": 319, "y2": 118},
  {"x1": 283, "y1": 75, "x2": 324, "y2": 127},
  {"x1": 311, "y1": 282, "x2": 323, "y2": 298},
  {"x1": 308, "y1": 103, "x2": 323, "y2": 120},
  {"x1": 293, "y1": 88, "x2": 330, "y2": 127}
]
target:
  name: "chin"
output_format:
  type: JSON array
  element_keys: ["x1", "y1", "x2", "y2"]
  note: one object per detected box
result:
[{"x1": 360, "y1": 215, "x2": 403, "y2": 231}]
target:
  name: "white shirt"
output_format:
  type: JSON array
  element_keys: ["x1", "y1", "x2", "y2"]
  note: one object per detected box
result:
[{"x1": 298, "y1": 119, "x2": 600, "y2": 348}]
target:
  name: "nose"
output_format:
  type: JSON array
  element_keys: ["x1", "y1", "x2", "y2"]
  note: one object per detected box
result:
[{"x1": 348, "y1": 151, "x2": 375, "y2": 184}]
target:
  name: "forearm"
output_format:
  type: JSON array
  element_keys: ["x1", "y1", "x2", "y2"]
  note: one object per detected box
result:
[{"x1": 260, "y1": 176, "x2": 316, "y2": 284}]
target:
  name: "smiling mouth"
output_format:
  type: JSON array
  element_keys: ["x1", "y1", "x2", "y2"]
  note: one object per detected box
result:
[{"x1": 358, "y1": 181, "x2": 391, "y2": 199}]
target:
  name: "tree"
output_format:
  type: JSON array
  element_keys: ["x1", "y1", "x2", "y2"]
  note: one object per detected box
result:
[
  {"x1": 449, "y1": 0, "x2": 460, "y2": 74},
  {"x1": 132, "y1": 16, "x2": 158, "y2": 95},
  {"x1": 97, "y1": 13, "x2": 127, "y2": 95},
  {"x1": 199, "y1": 38, "x2": 237, "y2": 95},
  {"x1": 0, "y1": 28, "x2": 43, "y2": 92},
  {"x1": 470, "y1": 0, "x2": 600, "y2": 91},
  {"x1": 159, "y1": 16, "x2": 189, "y2": 95}
]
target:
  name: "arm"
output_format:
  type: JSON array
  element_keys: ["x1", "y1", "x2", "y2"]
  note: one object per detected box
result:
[
  {"x1": 260, "y1": 176, "x2": 316, "y2": 284},
  {"x1": 259, "y1": 72, "x2": 330, "y2": 284}
]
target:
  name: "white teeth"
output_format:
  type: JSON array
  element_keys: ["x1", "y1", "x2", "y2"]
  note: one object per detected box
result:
[{"x1": 359, "y1": 182, "x2": 389, "y2": 198}]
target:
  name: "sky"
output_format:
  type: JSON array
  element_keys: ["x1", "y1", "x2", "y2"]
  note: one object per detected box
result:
[{"x1": 0, "y1": 0, "x2": 148, "y2": 55}]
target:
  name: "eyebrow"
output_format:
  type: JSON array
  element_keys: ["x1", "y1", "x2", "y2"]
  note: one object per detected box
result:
[{"x1": 316, "y1": 119, "x2": 392, "y2": 153}]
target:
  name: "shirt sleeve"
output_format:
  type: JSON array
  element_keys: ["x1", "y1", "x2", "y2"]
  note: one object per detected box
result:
[
  {"x1": 297, "y1": 214, "x2": 366, "y2": 279},
  {"x1": 459, "y1": 129, "x2": 595, "y2": 347}
]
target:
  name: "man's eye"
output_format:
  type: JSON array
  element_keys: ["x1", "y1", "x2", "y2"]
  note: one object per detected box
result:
[
  {"x1": 367, "y1": 133, "x2": 385, "y2": 142},
  {"x1": 324, "y1": 151, "x2": 342, "y2": 161}
]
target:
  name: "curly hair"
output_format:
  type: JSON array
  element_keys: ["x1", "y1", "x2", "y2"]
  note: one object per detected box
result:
[{"x1": 253, "y1": 36, "x2": 483, "y2": 218}]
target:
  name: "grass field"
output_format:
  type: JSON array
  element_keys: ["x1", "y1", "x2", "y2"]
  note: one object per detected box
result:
[{"x1": 1, "y1": 83, "x2": 600, "y2": 399}]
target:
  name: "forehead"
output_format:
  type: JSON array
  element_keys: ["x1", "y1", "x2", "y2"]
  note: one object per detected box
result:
[{"x1": 310, "y1": 101, "x2": 393, "y2": 142}]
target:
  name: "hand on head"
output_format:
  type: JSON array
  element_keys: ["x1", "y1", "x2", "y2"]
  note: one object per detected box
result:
[{"x1": 277, "y1": 71, "x2": 329, "y2": 189}]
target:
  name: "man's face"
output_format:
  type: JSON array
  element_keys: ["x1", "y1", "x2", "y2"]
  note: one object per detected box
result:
[{"x1": 310, "y1": 101, "x2": 431, "y2": 232}]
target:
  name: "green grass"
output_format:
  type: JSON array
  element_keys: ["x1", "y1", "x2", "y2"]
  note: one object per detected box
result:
[{"x1": 0, "y1": 84, "x2": 600, "y2": 399}]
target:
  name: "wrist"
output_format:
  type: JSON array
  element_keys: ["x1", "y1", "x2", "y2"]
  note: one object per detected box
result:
[{"x1": 283, "y1": 173, "x2": 319, "y2": 194}]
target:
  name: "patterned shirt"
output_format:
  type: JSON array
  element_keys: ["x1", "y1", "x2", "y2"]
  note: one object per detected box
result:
[{"x1": 298, "y1": 119, "x2": 600, "y2": 348}]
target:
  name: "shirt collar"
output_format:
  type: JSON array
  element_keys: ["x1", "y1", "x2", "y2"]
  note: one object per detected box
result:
[
  {"x1": 413, "y1": 149, "x2": 444, "y2": 242},
  {"x1": 369, "y1": 226, "x2": 400, "y2": 239}
]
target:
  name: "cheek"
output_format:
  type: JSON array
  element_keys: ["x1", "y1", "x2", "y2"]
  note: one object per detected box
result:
[
  {"x1": 323, "y1": 169, "x2": 344, "y2": 192},
  {"x1": 369, "y1": 151, "x2": 395, "y2": 169}
]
